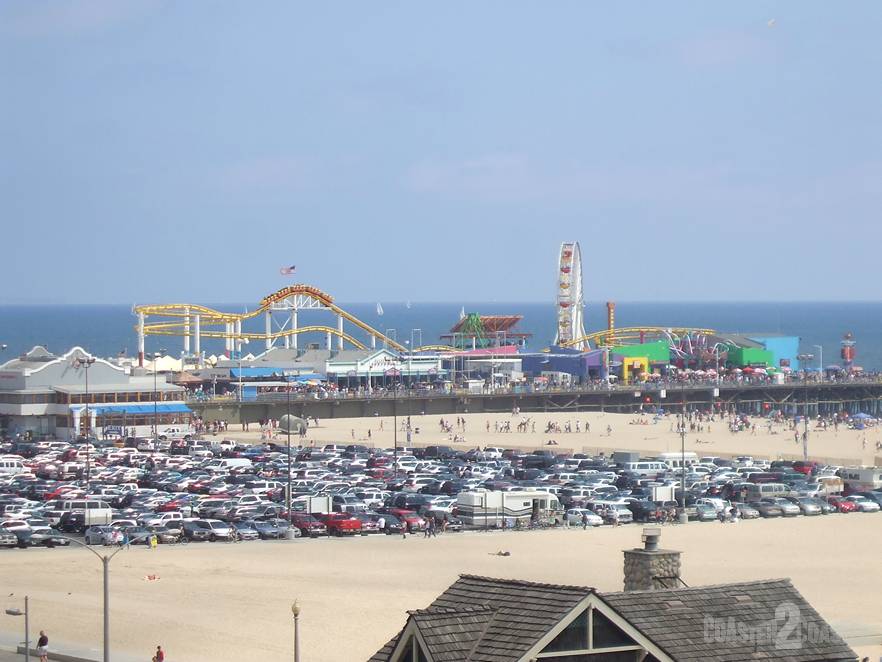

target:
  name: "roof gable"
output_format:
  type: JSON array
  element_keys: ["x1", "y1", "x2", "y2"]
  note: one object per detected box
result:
[{"x1": 601, "y1": 578, "x2": 857, "y2": 661}]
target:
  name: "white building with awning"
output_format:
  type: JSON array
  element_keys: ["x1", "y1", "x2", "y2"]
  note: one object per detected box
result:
[
  {"x1": 326, "y1": 349, "x2": 445, "y2": 387},
  {"x1": 0, "y1": 346, "x2": 188, "y2": 439}
]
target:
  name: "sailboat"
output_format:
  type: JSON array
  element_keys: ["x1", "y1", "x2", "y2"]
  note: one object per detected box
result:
[
  {"x1": 376, "y1": 302, "x2": 384, "y2": 316},
  {"x1": 459, "y1": 306, "x2": 466, "y2": 320},
  {"x1": 405, "y1": 300, "x2": 411, "y2": 309}
]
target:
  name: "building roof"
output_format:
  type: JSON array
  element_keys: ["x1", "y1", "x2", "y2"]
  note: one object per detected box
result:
[
  {"x1": 370, "y1": 574, "x2": 592, "y2": 662},
  {"x1": 370, "y1": 575, "x2": 857, "y2": 662},
  {"x1": 601, "y1": 578, "x2": 856, "y2": 662}
]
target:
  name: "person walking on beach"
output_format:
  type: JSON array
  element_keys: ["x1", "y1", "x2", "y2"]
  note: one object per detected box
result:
[
  {"x1": 37, "y1": 631, "x2": 48, "y2": 662},
  {"x1": 152, "y1": 645, "x2": 165, "y2": 662},
  {"x1": 581, "y1": 512, "x2": 588, "y2": 530}
]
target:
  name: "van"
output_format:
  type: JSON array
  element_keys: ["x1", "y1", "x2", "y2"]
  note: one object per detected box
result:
[
  {"x1": 0, "y1": 458, "x2": 26, "y2": 475},
  {"x1": 58, "y1": 499, "x2": 112, "y2": 526},
  {"x1": 655, "y1": 452, "x2": 698, "y2": 470},
  {"x1": 205, "y1": 458, "x2": 253, "y2": 472},
  {"x1": 744, "y1": 483, "x2": 790, "y2": 501},
  {"x1": 619, "y1": 461, "x2": 668, "y2": 477}
]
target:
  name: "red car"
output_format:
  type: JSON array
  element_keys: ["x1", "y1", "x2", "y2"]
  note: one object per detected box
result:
[
  {"x1": 315, "y1": 513, "x2": 362, "y2": 536},
  {"x1": 825, "y1": 496, "x2": 857, "y2": 513},
  {"x1": 289, "y1": 513, "x2": 328, "y2": 538},
  {"x1": 387, "y1": 508, "x2": 425, "y2": 532}
]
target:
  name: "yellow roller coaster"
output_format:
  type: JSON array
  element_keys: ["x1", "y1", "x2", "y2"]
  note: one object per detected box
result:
[{"x1": 133, "y1": 284, "x2": 407, "y2": 365}]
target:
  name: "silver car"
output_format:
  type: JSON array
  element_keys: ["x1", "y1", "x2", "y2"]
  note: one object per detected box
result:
[
  {"x1": 195, "y1": 519, "x2": 232, "y2": 541},
  {"x1": 793, "y1": 497, "x2": 822, "y2": 516},
  {"x1": 765, "y1": 498, "x2": 800, "y2": 517},
  {"x1": 733, "y1": 503, "x2": 760, "y2": 519}
]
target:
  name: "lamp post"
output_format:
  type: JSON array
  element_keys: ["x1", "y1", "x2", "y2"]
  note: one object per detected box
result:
[
  {"x1": 5, "y1": 595, "x2": 29, "y2": 661},
  {"x1": 797, "y1": 353, "x2": 814, "y2": 461},
  {"x1": 75, "y1": 356, "x2": 96, "y2": 490},
  {"x1": 60, "y1": 533, "x2": 150, "y2": 662},
  {"x1": 676, "y1": 380, "x2": 689, "y2": 524},
  {"x1": 286, "y1": 378, "x2": 292, "y2": 532},
  {"x1": 813, "y1": 345, "x2": 823, "y2": 377},
  {"x1": 151, "y1": 349, "x2": 166, "y2": 444},
  {"x1": 291, "y1": 600, "x2": 301, "y2": 662}
]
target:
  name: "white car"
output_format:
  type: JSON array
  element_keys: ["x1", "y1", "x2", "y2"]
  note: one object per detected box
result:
[
  {"x1": 564, "y1": 509, "x2": 604, "y2": 527},
  {"x1": 845, "y1": 496, "x2": 881, "y2": 513}
]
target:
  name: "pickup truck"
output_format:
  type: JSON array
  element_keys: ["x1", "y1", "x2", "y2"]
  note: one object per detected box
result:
[{"x1": 315, "y1": 513, "x2": 362, "y2": 536}]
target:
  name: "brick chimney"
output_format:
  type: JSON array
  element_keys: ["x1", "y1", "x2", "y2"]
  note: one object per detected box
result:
[{"x1": 623, "y1": 528, "x2": 682, "y2": 591}]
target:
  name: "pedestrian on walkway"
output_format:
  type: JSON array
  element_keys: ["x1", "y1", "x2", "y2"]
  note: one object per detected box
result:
[
  {"x1": 152, "y1": 645, "x2": 165, "y2": 662},
  {"x1": 37, "y1": 630, "x2": 48, "y2": 662}
]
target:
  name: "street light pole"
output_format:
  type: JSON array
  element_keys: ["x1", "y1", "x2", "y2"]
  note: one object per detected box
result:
[
  {"x1": 76, "y1": 356, "x2": 97, "y2": 490},
  {"x1": 679, "y1": 382, "x2": 688, "y2": 524},
  {"x1": 5, "y1": 595, "x2": 29, "y2": 662},
  {"x1": 797, "y1": 353, "x2": 814, "y2": 461},
  {"x1": 151, "y1": 349, "x2": 166, "y2": 444},
  {"x1": 286, "y1": 379, "x2": 292, "y2": 527},
  {"x1": 60, "y1": 533, "x2": 150, "y2": 662},
  {"x1": 813, "y1": 345, "x2": 823, "y2": 376}
]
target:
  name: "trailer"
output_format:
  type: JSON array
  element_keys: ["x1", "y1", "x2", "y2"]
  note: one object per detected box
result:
[
  {"x1": 456, "y1": 490, "x2": 562, "y2": 528},
  {"x1": 291, "y1": 495, "x2": 334, "y2": 514}
]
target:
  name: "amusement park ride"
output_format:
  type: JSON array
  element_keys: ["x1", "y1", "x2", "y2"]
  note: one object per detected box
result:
[
  {"x1": 133, "y1": 240, "x2": 721, "y2": 368},
  {"x1": 133, "y1": 285, "x2": 410, "y2": 367}
]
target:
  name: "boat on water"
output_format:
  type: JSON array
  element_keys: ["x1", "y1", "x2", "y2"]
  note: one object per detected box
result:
[{"x1": 376, "y1": 302, "x2": 384, "y2": 316}]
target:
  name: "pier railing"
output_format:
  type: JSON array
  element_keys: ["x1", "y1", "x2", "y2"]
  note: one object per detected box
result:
[{"x1": 187, "y1": 375, "x2": 882, "y2": 405}]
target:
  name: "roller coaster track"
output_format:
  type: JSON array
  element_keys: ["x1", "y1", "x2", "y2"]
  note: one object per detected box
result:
[
  {"x1": 559, "y1": 327, "x2": 717, "y2": 349},
  {"x1": 134, "y1": 284, "x2": 406, "y2": 352}
]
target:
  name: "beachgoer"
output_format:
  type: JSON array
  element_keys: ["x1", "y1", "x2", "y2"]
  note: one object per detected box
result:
[
  {"x1": 153, "y1": 645, "x2": 165, "y2": 662},
  {"x1": 37, "y1": 631, "x2": 48, "y2": 662},
  {"x1": 581, "y1": 513, "x2": 588, "y2": 530}
]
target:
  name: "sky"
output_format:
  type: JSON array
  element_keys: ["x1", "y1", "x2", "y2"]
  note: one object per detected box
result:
[{"x1": 1, "y1": 2, "x2": 881, "y2": 305}]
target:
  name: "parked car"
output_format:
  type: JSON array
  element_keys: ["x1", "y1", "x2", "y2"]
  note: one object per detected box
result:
[
  {"x1": 29, "y1": 527, "x2": 70, "y2": 547},
  {"x1": 85, "y1": 525, "x2": 116, "y2": 545},
  {"x1": 289, "y1": 513, "x2": 328, "y2": 538},
  {"x1": 762, "y1": 498, "x2": 800, "y2": 517},
  {"x1": 845, "y1": 495, "x2": 881, "y2": 513},
  {"x1": 749, "y1": 501, "x2": 783, "y2": 518},
  {"x1": 825, "y1": 496, "x2": 858, "y2": 513},
  {"x1": 315, "y1": 513, "x2": 362, "y2": 536},
  {"x1": 0, "y1": 530, "x2": 20, "y2": 548},
  {"x1": 232, "y1": 522, "x2": 260, "y2": 541},
  {"x1": 564, "y1": 508, "x2": 604, "y2": 527}
]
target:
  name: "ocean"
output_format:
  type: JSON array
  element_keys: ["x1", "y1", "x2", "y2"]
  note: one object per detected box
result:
[{"x1": 0, "y1": 302, "x2": 880, "y2": 369}]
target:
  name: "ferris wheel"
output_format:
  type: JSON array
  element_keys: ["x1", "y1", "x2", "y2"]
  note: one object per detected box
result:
[{"x1": 554, "y1": 241, "x2": 587, "y2": 349}]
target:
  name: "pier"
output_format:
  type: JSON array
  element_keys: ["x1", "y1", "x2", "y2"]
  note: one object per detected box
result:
[{"x1": 189, "y1": 380, "x2": 882, "y2": 425}]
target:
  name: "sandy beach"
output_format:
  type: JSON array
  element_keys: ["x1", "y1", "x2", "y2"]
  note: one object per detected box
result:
[
  {"x1": 0, "y1": 516, "x2": 880, "y2": 661},
  {"x1": 244, "y1": 410, "x2": 882, "y2": 466}
]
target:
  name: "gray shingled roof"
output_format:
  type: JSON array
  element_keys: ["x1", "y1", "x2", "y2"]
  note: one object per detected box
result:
[
  {"x1": 369, "y1": 574, "x2": 592, "y2": 662},
  {"x1": 601, "y1": 578, "x2": 857, "y2": 662},
  {"x1": 410, "y1": 606, "x2": 496, "y2": 661},
  {"x1": 370, "y1": 576, "x2": 856, "y2": 662}
]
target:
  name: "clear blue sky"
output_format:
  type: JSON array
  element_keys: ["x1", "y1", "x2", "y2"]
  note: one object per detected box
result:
[{"x1": 1, "y1": 2, "x2": 880, "y2": 304}]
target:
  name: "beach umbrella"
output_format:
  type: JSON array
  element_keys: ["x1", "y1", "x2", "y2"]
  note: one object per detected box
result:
[
  {"x1": 853, "y1": 412, "x2": 873, "y2": 420},
  {"x1": 742, "y1": 367, "x2": 754, "y2": 373},
  {"x1": 731, "y1": 368, "x2": 743, "y2": 373}
]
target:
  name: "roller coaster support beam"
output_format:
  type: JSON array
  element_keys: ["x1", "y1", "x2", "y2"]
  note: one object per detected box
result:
[
  {"x1": 337, "y1": 315, "x2": 344, "y2": 350},
  {"x1": 138, "y1": 312, "x2": 145, "y2": 367},
  {"x1": 265, "y1": 310, "x2": 272, "y2": 351},
  {"x1": 194, "y1": 315, "x2": 201, "y2": 360},
  {"x1": 291, "y1": 310, "x2": 298, "y2": 350},
  {"x1": 183, "y1": 307, "x2": 191, "y2": 355}
]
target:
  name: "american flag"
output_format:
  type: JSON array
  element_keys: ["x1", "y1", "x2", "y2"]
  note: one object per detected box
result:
[{"x1": 279, "y1": 265, "x2": 296, "y2": 276}]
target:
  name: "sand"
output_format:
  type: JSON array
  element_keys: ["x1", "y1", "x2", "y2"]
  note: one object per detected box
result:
[
  {"x1": 244, "y1": 410, "x2": 882, "y2": 466},
  {"x1": 2, "y1": 411, "x2": 880, "y2": 660},
  {"x1": 0, "y1": 516, "x2": 880, "y2": 661}
]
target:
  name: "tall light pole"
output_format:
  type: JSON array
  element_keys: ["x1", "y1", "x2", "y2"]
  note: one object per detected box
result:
[
  {"x1": 285, "y1": 378, "x2": 292, "y2": 533},
  {"x1": 813, "y1": 345, "x2": 823, "y2": 377},
  {"x1": 75, "y1": 356, "x2": 96, "y2": 490},
  {"x1": 678, "y1": 383, "x2": 688, "y2": 524},
  {"x1": 5, "y1": 595, "x2": 29, "y2": 662},
  {"x1": 151, "y1": 349, "x2": 166, "y2": 443},
  {"x1": 60, "y1": 533, "x2": 149, "y2": 662},
  {"x1": 797, "y1": 353, "x2": 814, "y2": 461},
  {"x1": 291, "y1": 600, "x2": 301, "y2": 662}
]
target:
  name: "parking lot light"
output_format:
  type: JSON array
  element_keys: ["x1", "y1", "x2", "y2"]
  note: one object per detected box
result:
[{"x1": 5, "y1": 595, "x2": 29, "y2": 662}]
